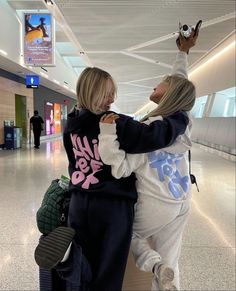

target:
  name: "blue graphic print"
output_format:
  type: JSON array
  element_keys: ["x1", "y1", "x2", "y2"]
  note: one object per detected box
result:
[{"x1": 148, "y1": 151, "x2": 189, "y2": 199}]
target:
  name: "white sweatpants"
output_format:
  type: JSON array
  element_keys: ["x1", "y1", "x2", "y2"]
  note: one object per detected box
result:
[{"x1": 131, "y1": 196, "x2": 191, "y2": 290}]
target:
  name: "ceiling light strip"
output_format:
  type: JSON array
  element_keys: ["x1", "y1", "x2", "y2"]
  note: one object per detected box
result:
[
  {"x1": 133, "y1": 50, "x2": 207, "y2": 54},
  {"x1": 125, "y1": 12, "x2": 236, "y2": 52},
  {"x1": 61, "y1": 50, "x2": 207, "y2": 56},
  {"x1": 0, "y1": 49, "x2": 7, "y2": 56},
  {"x1": 40, "y1": 72, "x2": 49, "y2": 78},
  {"x1": 189, "y1": 30, "x2": 236, "y2": 71},
  {"x1": 127, "y1": 75, "x2": 165, "y2": 83},
  {"x1": 121, "y1": 83, "x2": 153, "y2": 89},
  {"x1": 53, "y1": 79, "x2": 60, "y2": 85},
  {"x1": 189, "y1": 40, "x2": 236, "y2": 77},
  {"x1": 126, "y1": 33, "x2": 178, "y2": 52},
  {"x1": 122, "y1": 91, "x2": 151, "y2": 96},
  {"x1": 120, "y1": 51, "x2": 172, "y2": 68}
]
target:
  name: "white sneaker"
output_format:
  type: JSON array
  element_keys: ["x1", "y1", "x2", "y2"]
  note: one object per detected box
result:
[{"x1": 154, "y1": 264, "x2": 177, "y2": 290}]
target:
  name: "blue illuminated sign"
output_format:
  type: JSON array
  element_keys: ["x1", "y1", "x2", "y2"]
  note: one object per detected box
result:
[{"x1": 26, "y1": 75, "x2": 39, "y2": 88}]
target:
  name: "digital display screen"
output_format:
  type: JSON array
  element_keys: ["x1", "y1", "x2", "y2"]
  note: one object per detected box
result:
[{"x1": 23, "y1": 13, "x2": 55, "y2": 66}]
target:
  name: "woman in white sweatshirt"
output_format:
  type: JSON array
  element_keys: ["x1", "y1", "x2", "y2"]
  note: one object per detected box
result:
[{"x1": 98, "y1": 43, "x2": 196, "y2": 290}]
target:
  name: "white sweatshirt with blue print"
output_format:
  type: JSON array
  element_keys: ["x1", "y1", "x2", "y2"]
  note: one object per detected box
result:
[{"x1": 98, "y1": 51, "x2": 192, "y2": 204}]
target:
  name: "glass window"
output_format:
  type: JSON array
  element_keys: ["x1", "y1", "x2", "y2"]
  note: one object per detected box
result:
[
  {"x1": 191, "y1": 95, "x2": 208, "y2": 118},
  {"x1": 210, "y1": 87, "x2": 236, "y2": 117},
  {"x1": 223, "y1": 97, "x2": 236, "y2": 117}
]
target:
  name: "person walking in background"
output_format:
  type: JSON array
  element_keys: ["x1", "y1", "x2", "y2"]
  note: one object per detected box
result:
[{"x1": 30, "y1": 110, "x2": 44, "y2": 149}]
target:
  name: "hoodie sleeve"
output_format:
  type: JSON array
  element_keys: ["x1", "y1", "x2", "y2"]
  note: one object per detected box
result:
[
  {"x1": 116, "y1": 111, "x2": 189, "y2": 154},
  {"x1": 164, "y1": 115, "x2": 193, "y2": 154},
  {"x1": 98, "y1": 123, "x2": 145, "y2": 178},
  {"x1": 63, "y1": 132, "x2": 76, "y2": 169},
  {"x1": 171, "y1": 51, "x2": 188, "y2": 78}
]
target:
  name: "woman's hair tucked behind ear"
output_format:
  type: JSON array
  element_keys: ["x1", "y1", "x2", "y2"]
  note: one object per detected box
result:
[
  {"x1": 141, "y1": 75, "x2": 196, "y2": 121},
  {"x1": 76, "y1": 67, "x2": 117, "y2": 114}
]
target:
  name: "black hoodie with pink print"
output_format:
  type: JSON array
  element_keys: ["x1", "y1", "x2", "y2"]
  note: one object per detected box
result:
[{"x1": 63, "y1": 108, "x2": 189, "y2": 201}]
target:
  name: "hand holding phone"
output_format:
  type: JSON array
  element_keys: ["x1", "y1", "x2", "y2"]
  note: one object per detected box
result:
[{"x1": 176, "y1": 20, "x2": 202, "y2": 53}]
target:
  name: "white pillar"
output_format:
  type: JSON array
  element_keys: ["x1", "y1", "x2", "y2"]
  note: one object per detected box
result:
[{"x1": 203, "y1": 93, "x2": 215, "y2": 117}]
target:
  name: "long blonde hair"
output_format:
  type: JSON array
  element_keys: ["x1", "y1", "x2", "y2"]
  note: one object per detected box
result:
[
  {"x1": 76, "y1": 67, "x2": 117, "y2": 114},
  {"x1": 142, "y1": 75, "x2": 196, "y2": 121}
]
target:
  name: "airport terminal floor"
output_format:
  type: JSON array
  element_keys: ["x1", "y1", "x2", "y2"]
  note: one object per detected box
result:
[{"x1": 0, "y1": 139, "x2": 235, "y2": 291}]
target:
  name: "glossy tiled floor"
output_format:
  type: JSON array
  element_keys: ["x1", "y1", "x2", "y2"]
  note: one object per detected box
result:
[{"x1": 0, "y1": 140, "x2": 235, "y2": 290}]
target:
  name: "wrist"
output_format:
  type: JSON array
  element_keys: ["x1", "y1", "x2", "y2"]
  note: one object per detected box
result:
[{"x1": 179, "y1": 48, "x2": 188, "y2": 53}]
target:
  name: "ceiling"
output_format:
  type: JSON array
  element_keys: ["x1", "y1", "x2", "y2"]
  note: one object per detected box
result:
[{"x1": 4, "y1": 0, "x2": 236, "y2": 113}]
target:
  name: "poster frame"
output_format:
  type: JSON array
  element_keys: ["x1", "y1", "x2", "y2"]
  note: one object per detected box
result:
[{"x1": 23, "y1": 12, "x2": 55, "y2": 67}]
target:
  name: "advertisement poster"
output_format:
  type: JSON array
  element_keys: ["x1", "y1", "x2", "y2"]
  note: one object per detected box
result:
[
  {"x1": 45, "y1": 102, "x2": 54, "y2": 135},
  {"x1": 23, "y1": 13, "x2": 55, "y2": 66},
  {"x1": 45, "y1": 102, "x2": 62, "y2": 135},
  {"x1": 54, "y1": 103, "x2": 61, "y2": 133}
]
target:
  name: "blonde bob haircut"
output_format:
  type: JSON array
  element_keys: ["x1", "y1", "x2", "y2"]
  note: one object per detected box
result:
[
  {"x1": 142, "y1": 74, "x2": 196, "y2": 121},
  {"x1": 76, "y1": 67, "x2": 117, "y2": 114}
]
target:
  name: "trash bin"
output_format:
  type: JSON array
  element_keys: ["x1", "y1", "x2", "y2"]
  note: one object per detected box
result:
[
  {"x1": 15, "y1": 127, "x2": 22, "y2": 148},
  {"x1": 4, "y1": 126, "x2": 22, "y2": 149}
]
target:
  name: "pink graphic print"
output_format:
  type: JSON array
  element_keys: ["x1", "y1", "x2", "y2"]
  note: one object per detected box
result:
[{"x1": 70, "y1": 134, "x2": 103, "y2": 189}]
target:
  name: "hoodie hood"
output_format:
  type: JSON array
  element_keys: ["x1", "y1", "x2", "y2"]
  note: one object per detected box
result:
[{"x1": 64, "y1": 108, "x2": 102, "y2": 133}]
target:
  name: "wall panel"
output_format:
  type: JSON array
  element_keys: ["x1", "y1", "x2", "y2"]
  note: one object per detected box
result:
[{"x1": 0, "y1": 76, "x2": 33, "y2": 146}]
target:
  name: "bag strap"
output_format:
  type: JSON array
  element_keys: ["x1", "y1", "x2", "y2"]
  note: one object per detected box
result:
[
  {"x1": 188, "y1": 150, "x2": 192, "y2": 176},
  {"x1": 188, "y1": 150, "x2": 199, "y2": 192}
]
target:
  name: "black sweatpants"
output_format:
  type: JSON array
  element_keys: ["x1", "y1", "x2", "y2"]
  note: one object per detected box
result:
[
  {"x1": 64, "y1": 192, "x2": 134, "y2": 291},
  {"x1": 33, "y1": 129, "x2": 41, "y2": 147}
]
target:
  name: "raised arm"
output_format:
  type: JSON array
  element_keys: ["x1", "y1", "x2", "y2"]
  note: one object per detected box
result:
[
  {"x1": 172, "y1": 28, "x2": 199, "y2": 78},
  {"x1": 173, "y1": 30, "x2": 199, "y2": 78},
  {"x1": 110, "y1": 31, "x2": 198, "y2": 155},
  {"x1": 171, "y1": 51, "x2": 188, "y2": 78},
  {"x1": 116, "y1": 111, "x2": 189, "y2": 154}
]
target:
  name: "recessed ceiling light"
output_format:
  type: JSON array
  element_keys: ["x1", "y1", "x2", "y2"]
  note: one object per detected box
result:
[
  {"x1": 0, "y1": 49, "x2": 7, "y2": 56},
  {"x1": 40, "y1": 72, "x2": 48, "y2": 78},
  {"x1": 53, "y1": 79, "x2": 60, "y2": 85}
]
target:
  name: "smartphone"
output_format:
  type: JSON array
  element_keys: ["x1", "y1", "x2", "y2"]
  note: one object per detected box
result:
[
  {"x1": 176, "y1": 20, "x2": 202, "y2": 50},
  {"x1": 194, "y1": 20, "x2": 202, "y2": 36}
]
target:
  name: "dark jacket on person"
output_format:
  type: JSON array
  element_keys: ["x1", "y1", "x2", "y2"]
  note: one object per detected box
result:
[{"x1": 30, "y1": 115, "x2": 44, "y2": 132}]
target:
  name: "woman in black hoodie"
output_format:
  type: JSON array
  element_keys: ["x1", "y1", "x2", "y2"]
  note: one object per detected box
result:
[{"x1": 35, "y1": 36, "x2": 196, "y2": 291}]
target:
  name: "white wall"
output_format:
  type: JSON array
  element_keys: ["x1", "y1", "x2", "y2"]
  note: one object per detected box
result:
[
  {"x1": 189, "y1": 34, "x2": 236, "y2": 98},
  {"x1": 0, "y1": 1, "x2": 21, "y2": 62},
  {"x1": 191, "y1": 117, "x2": 235, "y2": 155}
]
